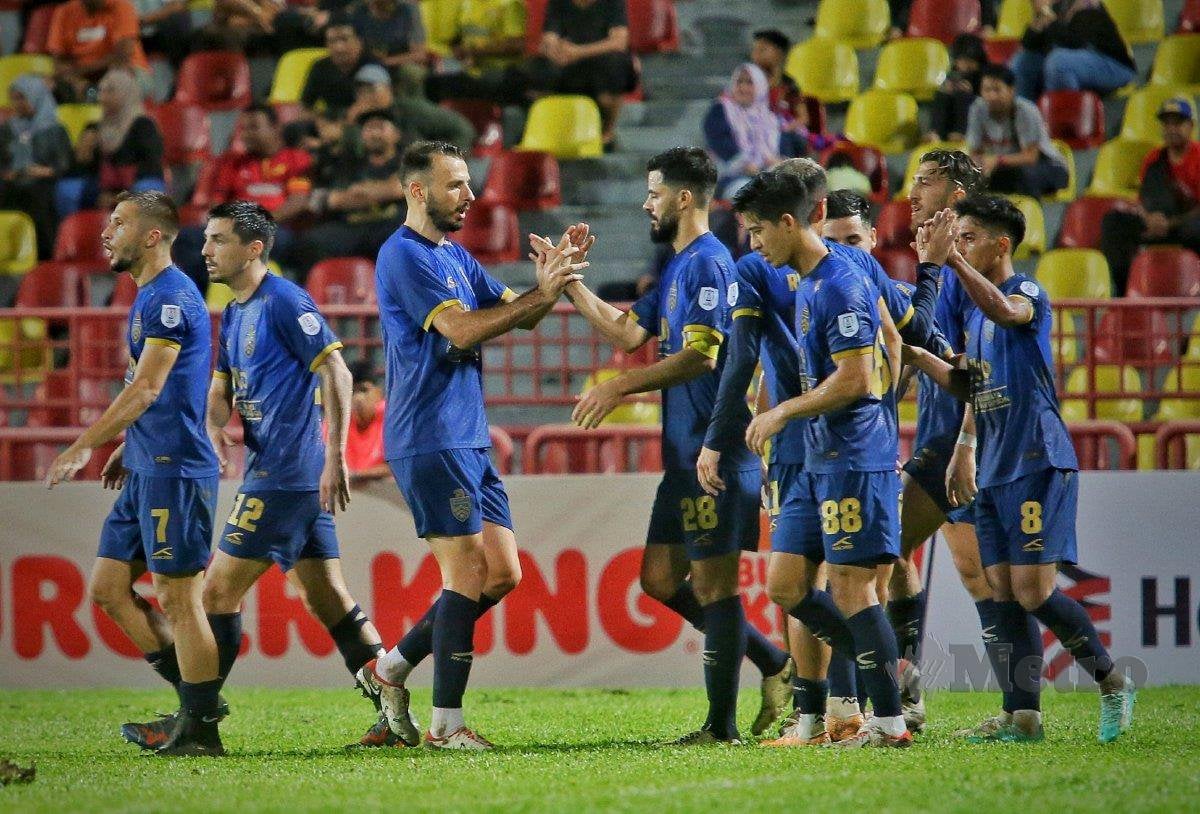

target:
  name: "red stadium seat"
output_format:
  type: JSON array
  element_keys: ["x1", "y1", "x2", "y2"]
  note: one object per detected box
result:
[
  {"x1": 439, "y1": 99, "x2": 504, "y2": 157},
  {"x1": 173, "y1": 51, "x2": 252, "y2": 111},
  {"x1": 305, "y1": 257, "x2": 376, "y2": 305},
  {"x1": 1180, "y1": 0, "x2": 1200, "y2": 32},
  {"x1": 1126, "y1": 247, "x2": 1200, "y2": 297},
  {"x1": 110, "y1": 273, "x2": 138, "y2": 306},
  {"x1": 1056, "y1": 196, "x2": 1122, "y2": 248},
  {"x1": 525, "y1": 0, "x2": 548, "y2": 55},
  {"x1": 21, "y1": 4, "x2": 57, "y2": 54},
  {"x1": 874, "y1": 199, "x2": 913, "y2": 250},
  {"x1": 818, "y1": 143, "x2": 890, "y2": 203},
  {"x1": 983, "y1": 38, "x2": 1020, "y2": 64},
  {"x1": 907, "y1": 0, "x2": 981, "y2": 44},
  {"x1": 1093, "y1": 308, "x2": 1176, "y2": 367},
  {"x1": 27, "y1": 370, "x2": 73, "y2": 427},
  {"x1": 480, "y1": 150, "x2": 561, "y2": 211},
  {"x1": 188, "y1": 160, "x2": 223, "y2": 210},
  {"x1": 1038, "y1": 90, "x2": 1106, "y2": 148},
  {"x1": 151, "y1": 102, "x2": 212, "y2": 165},
  {"x1": 53, "y1": 210, "x2": 107, "y2": 262},
  {"x1": 15, "y1": 262, "x2": 89, "y2": 307},
  {"x1": 628, "y1": 0, "x2": 679, "y2": 54},
  {"x1": 872, "y1": 247, "x2": 918, "y2": 283},
  {"x1": 453, "y1": 200, "x2": 520, "y2": 264}
]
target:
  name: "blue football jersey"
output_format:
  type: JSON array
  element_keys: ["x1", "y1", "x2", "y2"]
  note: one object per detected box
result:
[
  {"x1": 630, "y1": 232, "x2": 758, "y2": 472},
  {"x1": 376, "y1": 226, "x2": 514, "y2": 460},
  {"x1": 965, "y1": 274, "x2": 1078, "y2": 488},
  {"x1": 795, "y1": 253, "x2": 899, "y2": 474},
  {"x1": 915, "y1": 266, "x2": 973, "y2": 451},
  {"x1": 216, "y1": 274, "x2": 343, "y2": 491},
  {"x1": 825, "y1": 239, "x2": 916, "y2": 335},
  {"x1": 123, "y1": 265, "x2": 219, "y2": 477}
]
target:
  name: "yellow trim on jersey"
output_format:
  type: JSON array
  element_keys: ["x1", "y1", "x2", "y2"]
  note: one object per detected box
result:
[
  {"x1": 212, "y1": 370, "x2": 230, "y2": 380},
  {"x1": 627, "y1": 309, "x2": 640, "y2": 323},
  {"x1": 683, "y1": 324, "x2": 724, "y2": 342},
  {"x1": 732, "y1": 307, "x2": 763, "y2": 320},
  {"x1": 830, "y1": 346, "x2": 874, "y2": 361},
  {"x1": 500, "y1": 288, "x2": 517, "y2": 303},
  {"x1": 144, "y1": 337, "x2": 181, "y2": 349},
  {"x1": 309, "y1": 340, "x2": 344, "y2": 372},
  {"x1": 895, "y1": 304, "x2": 914, "y2": 331},
  {"x1": 423, "y1": 298, "x2": 464, "y2": 331},
  {"x1": 687, "y1": 338, "x2": 720, "y2": 359},
  {"x1": 1009, "y1": 294, "x2": 1036, "y2": 325}
]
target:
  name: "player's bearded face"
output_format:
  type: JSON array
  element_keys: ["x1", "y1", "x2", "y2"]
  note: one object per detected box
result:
[
  {"x1": 426, "y1": 157, "x2": 473, "y2": 233},
  {"x1": 101, "y1": 203, "x2": 144, "y2": 274},
  {"x1": 909, "y1": 161, "x2": 954, "y2": 230}
]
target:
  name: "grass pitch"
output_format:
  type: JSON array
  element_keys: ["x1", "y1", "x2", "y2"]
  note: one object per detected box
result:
[{"x1": 0, "y1": 686, "x2": 1195, "y2": 813}]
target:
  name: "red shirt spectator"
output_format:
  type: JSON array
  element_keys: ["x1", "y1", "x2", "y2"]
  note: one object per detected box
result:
[
  {"x1": 345, "y1": 360, "x2": 389, "y2": 484},
  {"x1": 213, "y1": 104, "x2": 313, "y2": 213},
  {"x1": 1140, "y1": 140, "x2": 1200, "y2": 207},
  {"x1": 48, "y1": 0, "x2": 149, "y2": 95}
]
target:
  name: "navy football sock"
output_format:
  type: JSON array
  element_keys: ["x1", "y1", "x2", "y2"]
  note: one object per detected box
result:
[
  {"x1": 144, "y1": 643, "x2": 182, "y2": 699},
  {"x1": 206, "y1": 613, "x2": 242, "y2": 686},
  {"x1": 996, "y1": 600, "x2": 1043, "y2": 712},
  {"x1": 701, "y1": 595, "x2": 746, "y2": 740},
  {"x1": 844, "y1": 605, "x2": 902, "y2": 719},
  {"x1": 887, "y1": 591, "x2": 925, "y2": 662},
  {"x1": 327, "y1": 604, "x2": 384, "y2": 676},
  {"x1": 786, "y1": 588, "x2": 856, "y2": 656},
  {"x1": 1031, "y1": 588, "x2": 1115, "y2": 683},
  {"x1": 793, "y1": 677, "x2": 829, "y2": 715},
  {"x1": 975, "y1": 599, "x2": 1008, "y2": 699},
  {"x1": 665, "y1": 582, "x2": 786, "y2": 676},
  {"x1": 663, "y1": 583, "x2": 705, "y2": 628},
  {"x1": 178, "y1": 678, "x2": 223, "y2": 719},
  {"x1": 431, "y1": 590, "x2": 477, "y2": 709},
  {"x1": 827, "y1": 650, "x2": 858, "y2": 700},
  {"x1": 396, "y1": 593, "x2": 499, "y2": 667}
]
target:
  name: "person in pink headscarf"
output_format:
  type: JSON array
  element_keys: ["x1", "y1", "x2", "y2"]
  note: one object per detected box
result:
[{"x1": 703, "y1": 63, "x2": 799, "y2": 199}]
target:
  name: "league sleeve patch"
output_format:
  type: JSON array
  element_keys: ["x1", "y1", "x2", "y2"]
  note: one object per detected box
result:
[
  {"x1": 727, "y1": 281, "x2": 739, "y2": 306},
  {"x1": 1019, "y1": 280, "x2": 1040, "y2": 298},
  {"x1": 160, "y1": 304, "x2": 181, "y2": 328},
  {"x1": 698, "y1": 286, "x2": 718, "y2": 311},
  {"x1": 298, "y1": 312, "x2": 322, "y2": 336},
  {"x1": 837, "y1": 312, "x2": 860, "y2": 337}
]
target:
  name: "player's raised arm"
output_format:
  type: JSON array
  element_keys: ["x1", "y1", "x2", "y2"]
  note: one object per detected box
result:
[
  {"x1": 901, "y1": 344, "x2": 972, "y2": 402},
  {"x1": 943, "y1": 212, "x2": 1034, "y2": 327},
  {"x1": 573, "y1": 344, "x2": 715, "y2": 429}
]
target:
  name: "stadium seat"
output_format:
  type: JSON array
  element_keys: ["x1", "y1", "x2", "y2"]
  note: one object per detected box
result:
[
  {"x1": 53, "y1": 210, "x2": 107, "y2": 263},
  {"x1": 896, "y1": 140, "x2": 967, "y2": 198},
  {"x1": 1038, "y1": 91, "x2": 1106, "y2": 148},
  {"x1": 1103, "y1": 0, "x2": 1164, "y2": 45},
  {"x1": 785, "y1": 38, "x2": 860, "y2": 105},
  {"x1": 1048, "y1": 139, "x2": 1077, "y2": 203},
  {"x1": 0, "y1": 210, "x2": 37, "y2": 276},
  {"x1": 1005, "y1": 194, "x2": 1045, "y2": 259},
  {"x1": 152, "y1": 102, "x2": 213, "y2": 165},
  {"x1": 1149, "y1": 34, "x2": 1200, "y2": 92},
  {"x1": 1056, "y1": 196, "x2": 1122, "y2": 248},
  {"x1": 173, "y1": 51, "x2": 252, "y2": 111},
  {"x1": 420, "y1": 0, "x2": 461, "y2": 55},
  {"x1": 1061, "y1": 365, "x2": 1143, "y2": 421},
  {"x1": 1119, "y1": 86, "x2": 1197, "y2": 143},
  {"x1": 872, "y1": 38, "x2": 950, "y2": 102},
  {"x1": 517, "y1": 95, "x2": 603, "y2": 159},
  {"x1": 1050, "y1": 310, "x2": 1081, "y2": 364},
  {"x1": 1154, "y1": 364, "x2": 1200, "y2": 419},
  {"x1": 873, "y1": 199, "x2": 913, "y2": 251},
  {"x1": 0, "y1": 55, "x2": 53, "y2": 108},
  {"x1": 480, "y1": 150, "x2": 561, "y2": 211},
  {"x1": 21, "y1": 4, "x2": 55, "y2": 54},
  {"x1": 110, "y1": 273, "x2": 138, "y2": 306},
  {"x1": 907, "y1": 0, "x2": 980, "y2": 43},
  {"x1": 306, "y1": 257, "x2": 376, "y2": 306},
  {"x1": 268, "y1": 48, "x2": 328, "y2": 106},
  {"x1": 1035, "y1": 249, "x2": 1112, "y2": 299},
  {"x1": 627, "y1": 0, "x2": 680, "y2": 54},
  {"x1": 452, "y1": 200, "x2": 520, "y2": 264},
  {"x1": 1086, "y1": 138, "x2": 1156, "y2": 199},
  {"x1": 15, "y1": 262, "x2": 87, "y2": 308},
  {"x1": 206, "y1": 283, "x2": 235, "y2": 312},
  {"x1": 27, "y1": 370, "x2": 75, "y2": 427},
  {"x1": 872, "y1": 247, "x2": 918, "y2": 283},
  {"x1": 56, "y1": 104, "x2": 100, "y2": 146},
  {"x1": 1126, "y1": 246, "x2": 1200, "y2": 297},
  {"x1": 814, "y1": 0, "x2": 890, "y2": 49},
  {"x1": 580, "y1": 369, "x2": 660, "y2": 425},
  {"x1": 995, "y1": 0, "x2": 1033, "y2": 37},
  {"x1": 439, "y1": 99, "x2": 504, "y2": 157},
  {"x1": 844, "y1": 90, "x2": 919, "y2": 154},
  {"x1": 1181, "y1": 0, "x2": 1200, "y2": 33},
  {"x1": 1093, "y1": 307, "x2": 1176, "y2": 367},
  {"x1": 818, "y1": 143, "x2": 889, "y2": 202}
]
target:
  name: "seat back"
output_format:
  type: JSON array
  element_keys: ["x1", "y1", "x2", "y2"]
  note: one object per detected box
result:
[
  {"x1": 872, "y1": 38, "x2": 950, "y2": 102},
  {"x1": 0, "y1": 55, "x2": 53, "y2": 107},
  {"x1": 1126, "y1": 247, "x2": 1200, "y2": 297},
  {"x1": 1085, "y1": 138, "x2": 1157, "y2": 199},
  {"x1": 53, "y1": 209, "x2": 108, "y2": 263},
  {"x1": 56, "y1": 103, "x2": 101, "y2": 145},
  {"x1": 305, "y1": 257, "x2": 376, "y2": 305},
  {"x1": 1005, "y1": 194, "x2": 1046, "y2": 259},
  {"x1": 174, "y1": 51, "x2": 252, "y2": 110},
  {"x1": 0, "y1": 210, "x2": 37, "y2": 275},
  {"x1": 269, "y1": 48, "x2": 329, "y2": 105},
  {"x1": 1150, "y1": 34, "x2": 1200, "y2": 90},
  {"x1": 1056, "y1": 196, "x2": 1121, "y2": 249},
  {"x1": 1103, "y1": 0, "x2": 1164, "y2": 45},
  {"x1": 815, "y1": 0, "x2": 890, "y2": 48},
  {"x1": 1119, "y1": 86, "x2": 1197, "y2": 143},
  {"x1": 1038, "y1": 90, "x2": 1106, "y2": 148},
  {"x1": 844, "y1": 90, "x2": 919, "y2": 153},
  {"x1": 907, "y1": 0, "x2": 980, "y2": 43},
  {"x1": 786, "y1": 38, "x2": 860, "y2": 104},
  {"x1": 1035, "y1": 249, "x2": 1112, "y2": 299},
  {"x1": 517, "y1": 95, "x2": 603, "y2": 159},
  {"x1": 480, "y1": 150, "x2": 562, "y2": 211}
]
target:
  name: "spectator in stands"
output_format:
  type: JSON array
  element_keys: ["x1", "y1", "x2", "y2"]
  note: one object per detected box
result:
[
  {"x1": 966, "y1": 63, "x2": 1067, "y2": 196},
  {"x1": 344, "y1": 360, "x2": 390, "y2": 484},
  {"x1": 1010, "y1": 0, "x2": 1135, "y2": 100},
  {"x1": 0, "y1": 76, "x2": 72, "y2": 259},
  {"x1": 132, "y1": 0, "x2": 191, "y2": 65},
  {"x1": 46, "y1": 0, "x2": 150, "y2": 101},
  {"x1": 528, "y1": 0, "x2": 639, "y2": 152},
  {"x1": 206, "y1": 0, "x2": 282, "y2": 52},
  {"x1": 287, "y1": 108, "x2": 405, "y2": 274},
  {"x1": 824, "y1": 151, "x2": 873, "y2": 197},
  {"x1": 703, "y1": 63, "x2": 797, "y2": 199},
  {"x1": 929, "y1": 33, "x2": 988, "y2": 143},
  {"x1": 1099, "y1": 98, "x2": 1200, "y2": 295},
  {"x1": 348, "y1": 0, "x2": 428, "y2": 72},
  {"x1": 348, "y1": 63, "x2": 475, "y2": 151},
  {"x1": 302, "y1": 17, "x2": 381, "y2": 119},
  {"x1": 424, "y1": 0, "x2": 529, "y2": 105},
  {"x1": 749, "y1": 28, "x2": 828, "y2": 156},
  {"x1": 886, "y1": 0, "x2": 998, "y2": 40}
]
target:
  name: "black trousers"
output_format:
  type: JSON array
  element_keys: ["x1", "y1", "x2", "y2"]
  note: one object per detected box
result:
[{"x1": 1099, "y1": 209, "x2": 1200, "y2": 295}]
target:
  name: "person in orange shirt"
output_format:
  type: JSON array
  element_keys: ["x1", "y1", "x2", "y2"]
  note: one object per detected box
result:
[
  {"x1": 346, "y1": 360, "x2": 390, "y2": 485},
  {"x1": 47, "y1": 0, "x2": 150, "y2": 101}
]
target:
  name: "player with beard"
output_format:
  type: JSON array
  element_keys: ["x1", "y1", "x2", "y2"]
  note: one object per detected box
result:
[
  {"x1": 361, "y1": 141, "x2": 586, "y2": 749},
  {"x1": 45, "y1": 191, "x2": 225, "y2": 756}
]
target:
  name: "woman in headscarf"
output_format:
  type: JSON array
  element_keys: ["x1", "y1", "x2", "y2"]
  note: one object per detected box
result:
[
  {"x1": 703, "y1": 63, "x2": 798, "y2": 199},
  {"x1": 94, "y1": 68, "x2": 166, "y2": 209},
  {"x1": 0, "y1": 75, "x2": 73, "y2": 258},
  {"x1": 1010, "y1": 0, "x2": 1136, "y2": 100}
]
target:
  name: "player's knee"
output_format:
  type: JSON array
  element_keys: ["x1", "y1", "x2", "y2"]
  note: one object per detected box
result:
[
  {"x1": 484, "y1": 562, "x2": 521, "y2": 599},
  {"x1": 200, "y1": 579, "x2": 239, "y2": 615},
  {"x1": 639, "y1": 571, "x2": 677, "y2": 603},
  {"x1": 88, "y1": 575, "x2": 132, "y2": 615},
  {"x1": 1012, "y1": 582, "x2": 1051, "y2": 612},
  {"x1": 767, "y1": 580, "x2": 803, "y2": 611}
]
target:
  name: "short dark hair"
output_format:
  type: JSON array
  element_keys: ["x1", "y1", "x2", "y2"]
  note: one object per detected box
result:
[
  {"x1": 646, "y1": 147, "x2": 718, "y2": 205},
  {"x1": 980, "y1": 63, "x2": 1016, "y2": 87},
  {"x1": 919, "y1": 148, "x2": 983, "y2": 194},
  {"x1": 115, "y1": 190, "x2": 179, "y2": 241},
  {"x1": 826, "y1": 189, "x2": 872, "y2": 225},
  {"x1": 357, "y1": 107, "x2": 397, "y2": 128},
  {"x1": 732, "y1": 169, "x2": 815, "y2": 223},
  {"x1": 208, "y1": 200, "x2": 278, "y2": 258},
  {"x1": 325, "y1": 13, "x2": 356, "y2": 33},
  {"x1": 244, "y1": 102, "x2": 278, "y2": 125},
  {"x1": 401, "y1": 140, "x2": 463, "y2": 180},
  {"x1": 348, "y1": 359, "x2": 379, "y2": 387},
  {"x1": 776, "y1": 157, "x2": 829, "y2": 219},
  {"x1": 753, "y1": 29, "x2": 790, "y2": 53},
  {"x1": 954, "y1": 194, "x2": 1025, "y2": 251}
]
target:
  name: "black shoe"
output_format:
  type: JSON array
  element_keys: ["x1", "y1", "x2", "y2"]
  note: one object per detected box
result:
[
  {"x1": 123, "y1": 693, "x2": 230, "y2": 748},
  {"x1": 154, "y1": 711, "x2": 225, "y2": 757}
]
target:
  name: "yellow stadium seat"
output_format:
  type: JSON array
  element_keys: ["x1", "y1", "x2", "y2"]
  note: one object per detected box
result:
[
  {"x1": 580, "y1": 369, "x2": 660, "y2": 425},
  {"x1": 1085, "y1": 138, "x2": 1157, "y2": 199},
  {"x1": 1148, "y1": 367, "x2": 1200, "y2": 466},
  {"x1": 269, "y1": 48, "x2": 328, "y2": 105},
  {"x1": 1048, "y1": 139, "x2": 1077, "y2": 203},
  {"x1": 0, "y1": 315, "x2": 51, "y2": 382},
  {"x1": 995, "y1": 0, "x2": 1034, "y2": 38},
  {"x1": 872, "y1": 38, "x2": 949, "y2": 102},
  {"x1": 1062, "y1": 365, "x2": 1143, "y2": 421},
  {"x1": 844, "y1": 90, "x2": 919, "y2": 154},
  {"x1": 57, "y1": 103, "x2": 101, "y2": 146},
  {"x1": 420, "y1": 0, "x2": 462, "y2": 56},
  {"x1": 1150, "y1": 34, "x2": 1200, "y2": 93},
  {"x1": 1103, "y1": 0, "x2": 1164, "y2": 45},
  {"x1": 815, "y1": 0, "x2": 890, "y2": 49},
  {"x1": 517, "y1": 94, "x2": 603, "y2": 159},
  {"x1": 0, "y1": 210, "x2": 37, "y2": 276},
  {"x1": 0, "y1": 55, "x2": 53, "y2": 108},
  {"x1": 895, "y1": 140, "x2": 967, "y2": 199},
  {"x1": 1051, "y1": 310, "x2": 1080, "y2": 365},
  {"x1": 785, "y1": 38, "x2": 860, "y2": 104},
  {"x1": 1185, "y1": 314, "x2": 1200, "y2": 358},
  {"x1": 1120, "y1": 86, "x2": 1198, "y2": 143},
  {"x1": 206, "y1": 283, "x2": 236, "y2": 313},
  {"x1": 1004, "y1": 194, "x2": 1045, "y2": 259},
  {"x1": 1035, "y1": 249, "x2": 1112, "y2": 299}
]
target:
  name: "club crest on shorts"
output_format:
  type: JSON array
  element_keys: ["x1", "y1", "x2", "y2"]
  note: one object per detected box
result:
[
  {"x1": 131, "y1": 314, "x2": 143, "y2": 344},
  {"x1": 298, "y1": 313, "x2": 321, "y2": 336},
  {"x1": 449, "y1": 488, "x2": 472, "y2": 522},
  {"x1": 160, "y1": 304, "x2": 181, "y2": 328},
  {"x1": 698, "y1": 286, "x2": 718, "y2": 311}
]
